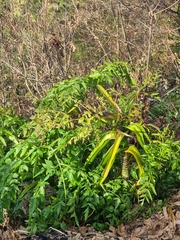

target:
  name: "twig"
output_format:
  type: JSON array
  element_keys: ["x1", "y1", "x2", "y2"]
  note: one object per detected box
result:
[
  {"x1": 94, "y1": 51, "x2": 111, "y2": 68},
  {"x1": 15, "y1": 229, "x2": 29, "y2": 235},
  {"x1": 148, "y1": 85, "x2": 180, "y2": 106},
  {"x1": 146, "y1": 9, "x2": 153, "y2": 79},
  {"x1": 118, "y1": 3, "x2": 132, "y2": 63},
  {"x1": 162, "y1": 85, "x2": 180, "y2": 98},
  {"x1": 22, "y1": 60, "x2": 38, "y2": 99},
  {"x1": 1, "y1": 59, "x2": 24, "y2": 76},
  {"x1": 84, "y1": 22, "x2": 110, "y2": 61},
  {"x1": 155, "y1": 0, "x2": 180, "y2": 15},
  {"x1": 49, "y1": 226, "x2": 68, "y2": 236}
]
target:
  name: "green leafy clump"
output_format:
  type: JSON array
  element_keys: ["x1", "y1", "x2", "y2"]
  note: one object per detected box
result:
[
  {"x1": 0, "y1": 108, "x2": 25, "y2": 158},
  {"x1": 0, "y1": 62, "x2": 180, "y2": 233}
]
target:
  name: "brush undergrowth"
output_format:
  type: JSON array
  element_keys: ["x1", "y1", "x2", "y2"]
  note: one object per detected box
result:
[{"x1": 0, "y1": 62, "x2": 180, "y2": 233}]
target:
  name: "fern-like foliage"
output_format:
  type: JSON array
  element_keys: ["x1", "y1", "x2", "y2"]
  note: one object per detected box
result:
[
  {"x1": 24, "y1": 61, "x2": 132, "y2": 142},
  {"x1": 1, "y1": 62, "x2": 179, "y2": 233}
]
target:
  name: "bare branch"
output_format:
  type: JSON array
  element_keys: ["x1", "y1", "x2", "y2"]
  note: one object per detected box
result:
[{"x1": 155, "y1": 0, "x2": 180, "y2": 15}]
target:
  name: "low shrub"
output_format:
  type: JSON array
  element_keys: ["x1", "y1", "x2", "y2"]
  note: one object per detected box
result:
[{"x1": 0, "y1": 62, "x2": 179, "y2": 233}]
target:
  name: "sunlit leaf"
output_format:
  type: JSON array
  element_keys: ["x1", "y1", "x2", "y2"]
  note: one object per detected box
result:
[
  {"x1": 125, "y1": 145, "x2": 144, "y2": 176},
  {"x1": 100, "y1": 132, "x2": 124, "y2": 184},
  {"x1": 0, "y1": 136, "x2": 6, "y2": 146},
  {"x1": 127, "y1": 123, "x2": 151, "y2": 150},
  {"x1": 85, "y1": 131, "x2": 116, "y2": 166},
  {"x1": 97, "y1": 84, "x2": 122, "y2": 114}
]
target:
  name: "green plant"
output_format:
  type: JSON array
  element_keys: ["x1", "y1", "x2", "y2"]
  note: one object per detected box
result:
[
  {"x1": 142, "y1": 126, "x2": 180, "y2": 198},
  {"x1": 84, "y1": 83, "x2": 156, "y2": 204},
  {"x1": 0, "y1": 62, "x2": 179, "y2": 233},
  {"x1": 0, "y1": 108, "x2": 24, "y2": 158},
  {"x1": 0, "y1": 62, "x2": 131, "y2": 229}
]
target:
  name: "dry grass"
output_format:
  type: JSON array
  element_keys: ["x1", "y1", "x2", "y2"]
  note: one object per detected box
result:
[{"x1": 0, "y1": 0, "x2": 179, "y2": 116}]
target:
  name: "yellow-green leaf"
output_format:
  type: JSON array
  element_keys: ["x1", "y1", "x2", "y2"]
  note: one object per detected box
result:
[
  {"x1": 100, "y1": 132, "x2": 124, "y2": 184},
  {"x1": 97, "y1": 84, "x2": 122, "y2": 114},
  {"x1": 0, "y1": 136, "x2": 6, "y2": 146},
  {"x1": 127, "y1": 123, "x2": 151, "y2": 150},
  {"x1": 125, "y1": 145, "x2": 144, "y2": 176},
  {"x1": 85, "y1": 131, "x2": 116, "y2": 166}
]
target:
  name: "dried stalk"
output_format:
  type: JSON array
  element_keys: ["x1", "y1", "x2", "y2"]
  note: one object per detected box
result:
[
  {"x1": 118, "y1": 3, "x2": 132, "y2": 63},
  {"x1": 84, "y1": 22, "x2": 110, "y2": 61}
]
